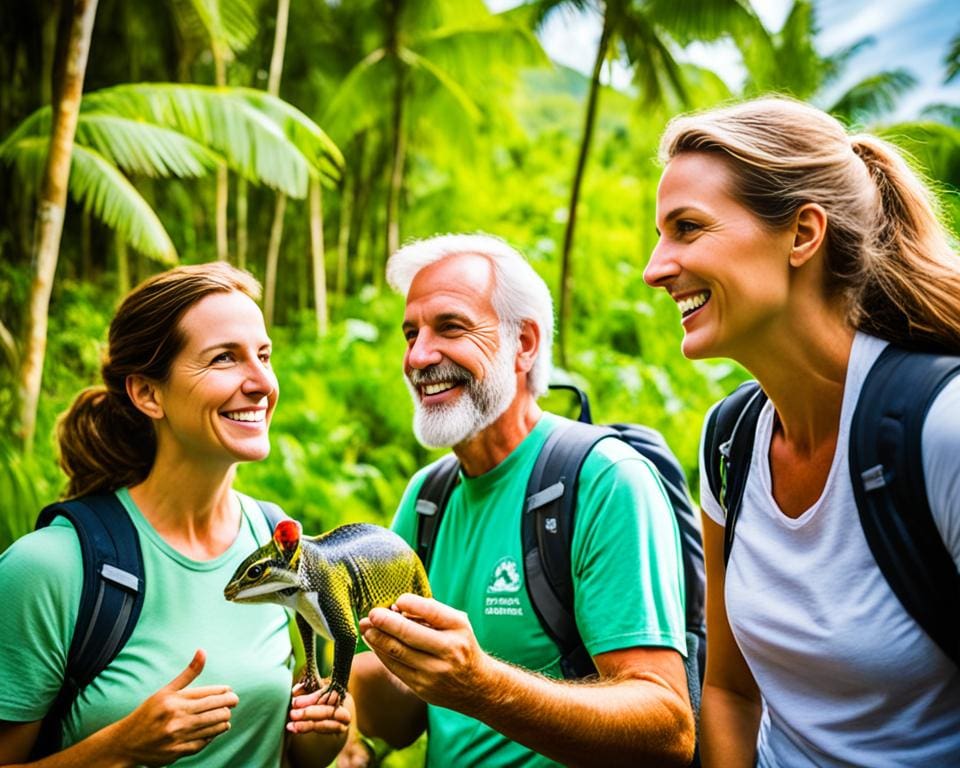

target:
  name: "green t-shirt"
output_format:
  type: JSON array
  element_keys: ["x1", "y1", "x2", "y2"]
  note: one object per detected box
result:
[
  {"x1": 392, "y1": 413, "x2": 687, "y2": 768},
  {"x1": 0, "y1": 489, "x2": 293, "y2": 767}
]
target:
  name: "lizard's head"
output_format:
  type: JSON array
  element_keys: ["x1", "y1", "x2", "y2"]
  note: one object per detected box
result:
[{"x1": 224, "y1": 519, "x2": 303, "y2": 603}]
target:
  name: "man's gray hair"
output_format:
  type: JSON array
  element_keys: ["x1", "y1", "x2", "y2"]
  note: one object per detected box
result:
[{"x1": 387, "y1": 233, "x2": 554, "y2": 398}]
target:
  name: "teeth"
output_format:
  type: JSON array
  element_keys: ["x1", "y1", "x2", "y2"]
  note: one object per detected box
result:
[
  {"x1": 677, "y1": 292, "x2": 709, "y2": 316},
  {"x1": 223, "y1": 410, "x2": 265, "y2": 422},
  {"x1": 423, "y1": 382, "x2": 455, "y2": 396}
]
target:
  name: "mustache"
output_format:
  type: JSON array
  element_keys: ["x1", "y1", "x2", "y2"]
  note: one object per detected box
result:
[{"x1": 408, "y1": 362, "x2": 473, "y2": 387}]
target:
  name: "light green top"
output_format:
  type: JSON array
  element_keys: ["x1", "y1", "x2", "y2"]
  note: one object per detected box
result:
[
  {"x1": 0, "y1": 489, "x2": 293, "y2": 767},
  {"x1": 392, "y1": 413, "x2": 687, "y2": 767}
]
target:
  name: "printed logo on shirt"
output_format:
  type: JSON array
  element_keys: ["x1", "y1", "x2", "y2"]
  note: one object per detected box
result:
[{"x1": 484, "y1": 556, "x2": 524, "y2": 616}]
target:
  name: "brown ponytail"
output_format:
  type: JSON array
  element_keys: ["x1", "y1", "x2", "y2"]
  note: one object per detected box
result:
[
  {"x1": 659, "y1": 97, "x2": 960, "y2": 353},
  {"x1": 57, "y1": 262, "x2": 262, "y2": 498}
]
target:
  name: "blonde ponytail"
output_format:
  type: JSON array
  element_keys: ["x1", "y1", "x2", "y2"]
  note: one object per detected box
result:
[{"x1": 850, "y1": 135, "x2": 960, "y2": 350}]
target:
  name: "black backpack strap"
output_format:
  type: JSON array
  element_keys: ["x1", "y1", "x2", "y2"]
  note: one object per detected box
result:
[
  {"x1": 524, "y1": 420, "x2": 615, "y2": 679},
  {"x1": 256, "y1": 499, "x2": 289, "y2": 533},
  {"x1": 702, "y1": 381, "x2": 767, "y2": 567},
  {"x1": 33, "y1": 493, "x2": 145, "y2": 756},
  {"x1": 610, "y1": 423, "x2": 705, "y2": 638},
  {"x1": 414, "y1": 454, "x2": 461, "y2": 572},
  {"x1": 849, "y1": 345, "x2": 960, "y2": 667}
]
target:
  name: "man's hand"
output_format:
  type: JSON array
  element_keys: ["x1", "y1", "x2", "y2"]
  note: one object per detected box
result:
[
  {"x1": 359, "y1": 593, "x2": 495, "y2": 714},
  {"x1": 117, "y1": 649, "x2": 238, "y2": 766}
]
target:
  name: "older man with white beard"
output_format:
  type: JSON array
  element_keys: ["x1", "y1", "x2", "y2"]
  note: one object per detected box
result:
[{"x1": 306, "y1": 234, "x2": 694, "y2": 767}]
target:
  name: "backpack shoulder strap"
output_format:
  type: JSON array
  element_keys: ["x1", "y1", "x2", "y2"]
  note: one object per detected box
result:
[
  {"x1": 256, "y1": 499, "x2": 289, "y2": 533},
  {"x1": 610, "y1": 423, "x2": 705, "y2": 638},
  {"x1": 33, "y1": 493, "x2": 145, "y2": 755},
  {"x1": 849, "y1": 345, "x2": 960, "y2": 667},
  {"x1": 524, "y1": 419, "x2": 615, "y2": 679},
  {"x1": 702, "y1": 381, "x2": 767, "y2": 566},
  {"x1": 414, "y1": 454, "x2": 461, "y2": 572}
]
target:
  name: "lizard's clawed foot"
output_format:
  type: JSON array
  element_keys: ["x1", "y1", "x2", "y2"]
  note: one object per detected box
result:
[{"x1": 318, "y1": 680, "x2": 347, "y2": 710}]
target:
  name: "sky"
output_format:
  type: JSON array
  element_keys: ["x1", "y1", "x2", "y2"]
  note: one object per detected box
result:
[{"x1": 490, "y1": 0, "x2": 960, "y2": 122}]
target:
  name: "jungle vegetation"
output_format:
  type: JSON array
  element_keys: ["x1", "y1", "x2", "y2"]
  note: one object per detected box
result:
[{"x1": 1, "y1": 3, "x2": 958, "y2": 760}]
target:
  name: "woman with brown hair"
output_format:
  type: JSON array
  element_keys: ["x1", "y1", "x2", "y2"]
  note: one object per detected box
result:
[
  {"x1": 0, "y1": 263, "x2": 349, "y2": 766},
  {"x1": 644, "y1": 97, "x2": 960, "y2": 766}
]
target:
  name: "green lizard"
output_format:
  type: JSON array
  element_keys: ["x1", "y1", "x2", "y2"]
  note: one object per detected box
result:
[{"x1": 224, "y1": 519, "x2": 431, "y2": 703}]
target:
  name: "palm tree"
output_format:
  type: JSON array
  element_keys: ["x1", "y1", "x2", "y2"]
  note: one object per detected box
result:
[
  {"x1": 524, "y1": 0, "x2": 764, "y2": 368},
  {"x1": 324, "y1": 0, "x2": 545, "y2": 268},
  {"x1": 174, "y1": 0, "x2": 258, "y2": 261},
  {"x1": 2, "y1": 82, "x2": 343, "y2": 450},
  {"x1": 17, "y1": 0, "x2": 99, "y2": 453},
  {"x1": 262, "y1": 0, "x2": 291, "y2": 330},
  {"x1": 740, "y1": 0, "x2": 918, "y2": 125}
]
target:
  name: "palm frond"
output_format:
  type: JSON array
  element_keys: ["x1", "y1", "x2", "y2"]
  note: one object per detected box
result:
[
  {"x1": 829, "y1": 69, "x2": 918, "y2": 126},
  {"x1": 643, "y1": 0, "x2": 765, "y2": 47},
  {"x1": 234, "y1": 88, "x2": 344, "y2": 186},
  {"x1": 187, "y1": 0, "x2": 257, "y2": 54},
  {"x1": 879, "y1": 121, "x2": 960, "y2": 189},
  {"x1": 512, "y1": 0, "x2": 593, "y2": 33},
  {"x1": 0, "y1": 137, "x2": 45, "y2": 189},
  {"x1": 945, "y1": 29, "x2": 960, "y2": 84},
  {"x1": 620, "y1": 9, "x2": 687, "y2": 107},
  {"x1": 415, "y1": 20, "x2": 548, "y2": 81},
  {"x1": 81, "y1": 84, "x2": 333, "y2": 198},
  {"x1": 0, "y1": 107, "x2": 52, "y2": 155},
  {"x1": 69, "y1": 145, "x2": 178, "y2": 264},
  {"x1": 75, "y1": 115, "x2": 223, "y2": 178},
  {"x1": 921, "y1": 103, "x2": 960, "y2": 128},
  {"x1": 400, "y1": 47, "x2": 481, "y2": 122},
  {"x1": 322, "y1": 49, "x2": 392, "y2": 143}
]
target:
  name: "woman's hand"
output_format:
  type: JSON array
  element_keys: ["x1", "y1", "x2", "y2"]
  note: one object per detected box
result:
[
  {"x1": 285, "y1": 683, "x2": 352, "y2": 768},
  {"x1": 287, "y1": 685, "x2": 352, "y2": 735},
  {"x1": 115, "y1": 649, "x2": 238, "y2": 767}
]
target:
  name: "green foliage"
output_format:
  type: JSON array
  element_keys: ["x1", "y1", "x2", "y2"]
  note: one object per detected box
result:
[
  {"x1": 0, "y1": 6, "x2": 958, "y2": 765},
  {"x1": 0, "y1": 84, "x2": 343, "y2": 263}
]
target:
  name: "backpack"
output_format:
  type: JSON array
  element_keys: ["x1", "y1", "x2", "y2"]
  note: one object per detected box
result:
[
  {"x1": 415, "y1": 384, "x2": 706, "y2": 711},
  {"x1": 703, "y1": 344, "x2": 960, "y2": 667},
  {"x1": 30, "y1": 492, "x2": 288, "y2": 758}
]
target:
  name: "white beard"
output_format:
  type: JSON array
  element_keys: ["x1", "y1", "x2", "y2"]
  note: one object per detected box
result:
[{"x1": 407, "y1": 331, "x2": 518, "y2": 449}]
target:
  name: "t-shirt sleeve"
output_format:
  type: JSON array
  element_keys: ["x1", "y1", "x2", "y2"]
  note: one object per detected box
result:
[
  {"x1": 922, "y1": 375, "x2": 960, "y2": 571},
  {"x1": 0, "y1": 521, "x2": 82, "y2": 722},
  {"x1": 699, "y1": 399, "x2": 725, "y2": 525},
  {"x1": 571, "y1": 439, "x2": 687, "y2": 657}
]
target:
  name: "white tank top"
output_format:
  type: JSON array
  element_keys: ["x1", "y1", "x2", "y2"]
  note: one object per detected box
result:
[{"x1": 700, "y1": 332, "x2": 960, "y2": 767}]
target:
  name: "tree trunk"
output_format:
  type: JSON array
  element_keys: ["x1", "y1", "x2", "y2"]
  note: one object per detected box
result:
[
  {"x1": 267, "y1": 0, "x2": 290, "y2": 97},
  {"x1": 0, "y1": 319, "x2": 18, "y2": 373},
  {"x1": 384, "y1": 0, "x2": 406, "y2": 264},
  {"x1": 17, "y1": 0, "x2": 99, "y2": 452},
  {"x1": 116, "y1": 233, "x2": 130, "y2": 296},
  {"x1": 335, "y1": 170, "x2": 353, "y2": 310},
  {"x1": 263, "y1": 192, "x2": 286, "y2": 329},
  {"x1": 40, "y1": 0, "x2": 59, "y2": 108},
  {"x1": 556, "y1": 12, "x2": 611, "y2": 369},
  {"x1": 213, "y1": 45, "x2": 229, "y2": 261},
  {"x1": 236, "y1": 176, "x2": 248, "y2": 270},
  {"x1": 263, "y1": 0, "x2": 291, "y2": 316},
  {"x1": 309, "y1": 177, "x2": 327, "y2": 336},
  {"x1": 80, "y1": 208, "x2": 91, "y2": 279}
]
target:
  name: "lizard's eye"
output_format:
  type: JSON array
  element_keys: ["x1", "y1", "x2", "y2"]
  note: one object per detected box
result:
[{"x1": 246, "y1": 564, "x2": 264, "y2": 580}]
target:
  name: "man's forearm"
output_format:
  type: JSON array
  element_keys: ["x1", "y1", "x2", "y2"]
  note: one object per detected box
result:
[
  {"x1": 349, "y1": 653, "x2": 426, "y2": 748},
  {"x1": 461, "y1": 657, "x2": 694, "y2": 768}
]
